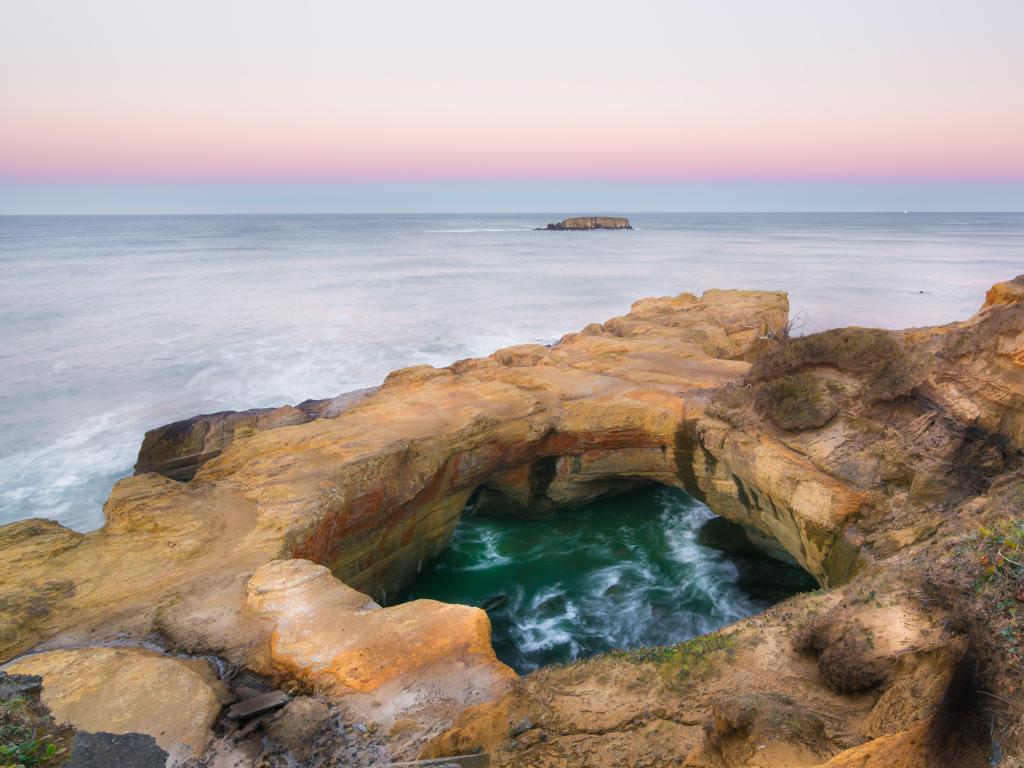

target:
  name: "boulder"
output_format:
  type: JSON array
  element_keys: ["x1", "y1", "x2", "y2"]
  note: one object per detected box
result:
[
  {"x1": 245, "y1": 559, "x2": 514, "y2": 736},
  {"x1": 4, "y1": 646, "x2": 226, "y2": 761}
]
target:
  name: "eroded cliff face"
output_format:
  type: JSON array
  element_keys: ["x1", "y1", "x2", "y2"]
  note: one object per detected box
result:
[
  {"x1": 133, "y1": 388, "x2": 377, "y2": 480},
  {"x1": 1, "y1": 277, "x2": 1021, "y2": 767},
  {"x1": 421, "y1": 278, "x2": 1024, "y2": 768}
]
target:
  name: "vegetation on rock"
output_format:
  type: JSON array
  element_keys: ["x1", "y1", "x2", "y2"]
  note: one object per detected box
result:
[
  {"x1": 924, "y1": 480, "x2": 1024, "y2": 750},
  {"x1": 793, "y1": 606, "x2": 890, "y2": 693},
  {"x1": 703, "y1": 691, "x2": 830, "y2": 762},
  {"x1": 750, "y1": 326, "x2": 921, "y2": 403},
  {"x1": 753, "y1": 373, "x2": 839, "y2": 431},
  {"x1": 609, "y1": 631, "x2": 737, "y2": 682},
  {"x1": 543, "y1": 216, "x2": 632, "y2": 231},
  {"x1": 710, "y1": 325, "x2": 922, "y2": 433},
  {"x1": 0, "y1": 676, "x2": 68, "y2": 768}
]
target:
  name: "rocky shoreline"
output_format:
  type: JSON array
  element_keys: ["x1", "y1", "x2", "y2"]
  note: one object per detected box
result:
[{"x1": 1, "y1": 276, "x2": 1022, "y2": 767}]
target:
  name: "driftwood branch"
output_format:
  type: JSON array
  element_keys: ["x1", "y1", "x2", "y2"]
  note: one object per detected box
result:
[{"x1": 757, "y1": 310, "x2": 810, "y2": 347}]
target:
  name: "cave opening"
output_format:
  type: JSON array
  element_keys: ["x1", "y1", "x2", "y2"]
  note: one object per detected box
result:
[{"x1": 400, "y1": 484, "x2": 817, "y2": 673}]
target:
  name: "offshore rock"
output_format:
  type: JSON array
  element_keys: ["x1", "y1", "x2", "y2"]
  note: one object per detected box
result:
[{"x1": 542, "y1": 216, "x2": 632, "y2": 230}]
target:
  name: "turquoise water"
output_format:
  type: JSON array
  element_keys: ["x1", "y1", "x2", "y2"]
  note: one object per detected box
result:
[
  {"x1": 404, "y1": 486, "x2": 816, "y2": 672},
  {"x1": 2, "y1": 213, "x2": 1022, "y2": 531}
]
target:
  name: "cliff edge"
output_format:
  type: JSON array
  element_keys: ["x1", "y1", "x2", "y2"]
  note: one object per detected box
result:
[{"x1": 1, "y1": 276, "x2": 1022, "y2": 767}]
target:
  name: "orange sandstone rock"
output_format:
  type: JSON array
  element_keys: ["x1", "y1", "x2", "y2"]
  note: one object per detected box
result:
[
  {"x1": 4, "y1": 646, "x2": 226, "y2": 761},
  {"x1": 245, "y1": 559, "x2": 514, "y2": 738},
  {"x1": 0, "y1": 279, "x2": 1022, "y2": 765}
]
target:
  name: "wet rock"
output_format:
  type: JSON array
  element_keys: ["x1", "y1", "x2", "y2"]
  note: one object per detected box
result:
[
  {"x1": 264, "y1": 696, "x2": 330, "y2": 762},
  {"x1": 0, "y1": 671, "x2": 41, "y2": 698},
  {"x1": 480, "y1": 594, "x2": 509, "y2": 612},
  {"x1": 66, "y1": 732, "x2": 168, "y2": 768}
]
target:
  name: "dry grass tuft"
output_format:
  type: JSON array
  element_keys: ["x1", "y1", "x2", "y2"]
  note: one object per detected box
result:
[
  {"x1": 754, "y1": 374, "x2": 839, "y2": 431},
  {"x1": 750, "y1": 327, "x2": 920, "y2": 403},
  {"x1": 793, "y1": 611, "x2": 889, "y2": 694}
]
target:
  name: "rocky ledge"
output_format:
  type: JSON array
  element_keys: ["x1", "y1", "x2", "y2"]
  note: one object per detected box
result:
[
  {"x1": 542, "y1": 216, "x2": 632, "y2": 230},
  {"x1": 1, "y1": 276, "x2": 1023, "y2": 767}
]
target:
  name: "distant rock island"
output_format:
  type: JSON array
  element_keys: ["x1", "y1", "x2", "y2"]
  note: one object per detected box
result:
[{"x1": 541, "y1": 216, "x2": 632, "y2": 231}]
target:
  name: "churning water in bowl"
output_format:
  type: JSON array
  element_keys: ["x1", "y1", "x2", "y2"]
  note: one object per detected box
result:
[{"x1": 403, "y1": 485, "x2": 817, "y2": 673}]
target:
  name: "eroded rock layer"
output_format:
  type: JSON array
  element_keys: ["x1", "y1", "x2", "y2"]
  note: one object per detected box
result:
[{"x1": 1, "y1": 276, "x2": 1022, "y2": 766}]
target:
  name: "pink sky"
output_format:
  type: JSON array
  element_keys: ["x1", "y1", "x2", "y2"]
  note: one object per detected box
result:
[{"x1": 2, "y1": 1, "x2": 1023, "y2": 182}]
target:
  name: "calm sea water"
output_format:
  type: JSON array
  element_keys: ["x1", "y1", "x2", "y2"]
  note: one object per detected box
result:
[{"x1": 1, "y1": 212, "x2": 1022, "y2": 532}]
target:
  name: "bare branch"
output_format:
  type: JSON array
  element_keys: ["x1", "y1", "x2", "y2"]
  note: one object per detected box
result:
[{"x1": 758, "y1": 311, "x2": 810, "y2": 347}]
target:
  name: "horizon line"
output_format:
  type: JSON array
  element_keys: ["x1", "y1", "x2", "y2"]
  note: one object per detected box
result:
[{"x1": 4, "y1": 210, "x2": 1024, "y2": 217}]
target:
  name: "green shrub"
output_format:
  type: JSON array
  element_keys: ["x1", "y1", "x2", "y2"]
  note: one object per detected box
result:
[
  {"x1": 750, "y1": 328, "x2": 919, "y2": 403},
  {"x1": 0, "y1": 690, "x2": 68, "y2": 768},
  {"x1": 754, "y1": 374, "x2": 838, "y2": 431},
  {"x1": 968, "y1": 507, "x2": 1024, "y2": 668}
]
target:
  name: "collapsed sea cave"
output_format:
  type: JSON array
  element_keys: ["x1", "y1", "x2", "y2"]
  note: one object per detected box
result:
[
  {"x1": 5, "y1": 278, "x2": 1022, "y2": 765},
  {"x1": 399, "y1": 484, "x2": 817, "y2": 673}
]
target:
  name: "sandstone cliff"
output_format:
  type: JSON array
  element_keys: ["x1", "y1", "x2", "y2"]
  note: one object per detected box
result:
[{"x1": 1, "y1": 276, "x2": 1022, "y2": 767}]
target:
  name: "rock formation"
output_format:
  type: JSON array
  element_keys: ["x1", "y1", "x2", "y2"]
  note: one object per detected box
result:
[
  {"x1": 134, "y1": 387, "x2": 377, "y2": 480},
  {"x1": 5, "y1": 647, "x2": 226, "y2": 762},
  {"x1": 1, "y1": 276, "x2": 1022, "y2": 767},
  {"x1": 245, "y1": 559, "x2": 514, "y2": 731},
  {"x1": 542, "y1": 216, "x2": 632, "y2": 230}
]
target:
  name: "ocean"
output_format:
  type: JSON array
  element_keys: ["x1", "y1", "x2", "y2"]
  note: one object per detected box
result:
[
  {"x1": 405, "y1": 485, "x2": 816, "y2": 672},
  {"x1": 1, "y1": 212, "x2": 1022, "y2": 532}
]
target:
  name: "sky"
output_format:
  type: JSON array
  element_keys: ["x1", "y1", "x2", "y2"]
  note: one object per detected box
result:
[{"x1": 2, "y1": 1, "x2": 1023, "y2": 213}]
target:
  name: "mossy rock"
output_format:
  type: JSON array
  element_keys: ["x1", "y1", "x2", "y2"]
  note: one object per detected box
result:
[
  {"x1": 609, "y1": 631, "x2": 737, "y2": 682},
  {"x1": 754, "y1": 374, "x2": 838, "y2": 431}
]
